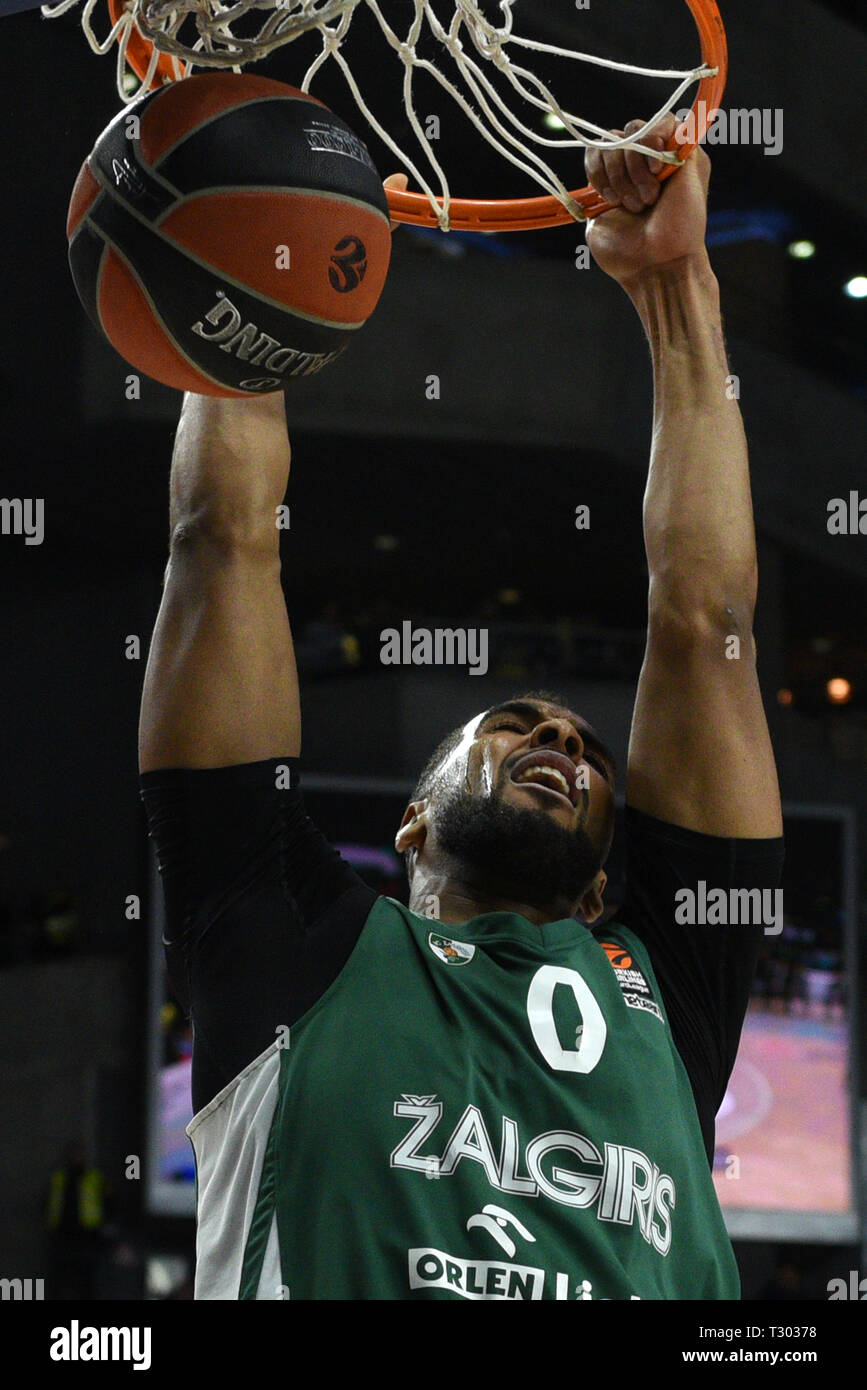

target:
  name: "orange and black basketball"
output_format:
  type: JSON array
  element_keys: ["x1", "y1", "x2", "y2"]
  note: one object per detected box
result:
[{"x1": 66, "y1": 73, "x2": 392, "y2": 396}]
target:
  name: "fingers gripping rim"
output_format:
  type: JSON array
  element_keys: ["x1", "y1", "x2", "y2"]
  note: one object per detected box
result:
[{"x1": 385, "y1": 0, "x2": 728, "y2": 231}]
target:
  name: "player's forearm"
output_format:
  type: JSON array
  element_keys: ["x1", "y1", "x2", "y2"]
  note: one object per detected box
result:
[
  {"x1": 169, "y1": 391, "x2": 291, "y2": 543},
  {"x1": 627, "y1": 253, "x2": 757, "y2": 622}
]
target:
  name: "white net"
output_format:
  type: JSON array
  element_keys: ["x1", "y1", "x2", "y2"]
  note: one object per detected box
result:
[{"x1": 41, "y1": 0, "x2": 719, "y2": 230}]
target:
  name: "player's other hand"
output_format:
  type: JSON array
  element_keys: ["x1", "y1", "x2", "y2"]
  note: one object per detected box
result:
[
  {"x1": 384, "y1": 172, "x2": 409, "y2": 232},
  {"x1": 584, "y1": 114, "x2": 711, "y2": 288}
]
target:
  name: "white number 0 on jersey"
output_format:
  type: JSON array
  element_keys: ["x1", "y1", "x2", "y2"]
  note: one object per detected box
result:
[{"x1": 526, "y1": 965, "x2": 607, "y2": 1074}]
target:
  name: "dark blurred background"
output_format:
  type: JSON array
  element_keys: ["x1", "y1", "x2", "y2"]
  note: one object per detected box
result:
[{"x1": 0, "y1": 0, "x2": 865, "y2": 1300}]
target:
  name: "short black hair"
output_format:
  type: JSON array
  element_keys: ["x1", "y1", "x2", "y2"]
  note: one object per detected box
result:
[
  {"x1": 402, "y1": 689, "x2": 598, "y2": 883},
  {"x1": 410, "y1": 724, "x2": 467, "y2": 804}
]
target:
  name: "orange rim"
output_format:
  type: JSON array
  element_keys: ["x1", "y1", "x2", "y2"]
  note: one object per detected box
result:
[
  {"x1": 387, "y1": 0, "x2": 728, "y2": 231},
  {"x1": 107, "y1": 0, "x2": 726, "y2": 231},
  {"x1": 107, "y1": 0, "x2": 185, "y2": 90}
]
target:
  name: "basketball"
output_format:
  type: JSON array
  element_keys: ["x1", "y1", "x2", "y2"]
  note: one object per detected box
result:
[{"x1": 66, "y1": 73, "x2": 393, "y2": 396}]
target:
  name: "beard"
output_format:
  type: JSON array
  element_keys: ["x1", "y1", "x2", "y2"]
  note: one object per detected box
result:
[{"x1": 432, "y1": 784, "x2": 606, "y2": 906}]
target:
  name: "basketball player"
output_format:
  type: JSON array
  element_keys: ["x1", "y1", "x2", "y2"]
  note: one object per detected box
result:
[{"x1": 139, "y1": 116, "x2": 783, "y2": 1299}]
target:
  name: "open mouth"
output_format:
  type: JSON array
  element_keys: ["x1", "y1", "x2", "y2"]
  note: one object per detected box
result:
[{"x1": 509, "y1": 750, "x2": 580, "y2": 808}]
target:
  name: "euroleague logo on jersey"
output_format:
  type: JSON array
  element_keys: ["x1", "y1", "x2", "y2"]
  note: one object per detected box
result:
[
  {"x1": 600, "y1": 941, "x2": 633, "y2": 970},
  {"x1": 329, "y1": 235, "x2": 368, "y2": 292},
  {"x1": 600, "y1": 941, "x2": 664, "y2": 1024}
]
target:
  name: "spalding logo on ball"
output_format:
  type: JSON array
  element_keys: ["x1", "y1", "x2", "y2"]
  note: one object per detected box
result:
[{"x1": 66, "y1": 73, "x2": 393, "y2": 396}]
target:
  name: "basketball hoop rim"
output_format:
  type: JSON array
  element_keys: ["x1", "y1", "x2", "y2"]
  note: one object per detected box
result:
[
  {"x1": 107, "y1": 0, "x2": 185, "y2": 88},
  {"x1": 106, "y1": 0, "x2": 728, "y2": 233},
  {"x1": 386, "y1": 0, "x2": 729, "y2": 231}
]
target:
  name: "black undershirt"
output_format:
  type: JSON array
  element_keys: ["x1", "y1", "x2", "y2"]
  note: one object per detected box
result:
[{"x1": 140, "y1": 757, "x2": 784, "y2": 1161}]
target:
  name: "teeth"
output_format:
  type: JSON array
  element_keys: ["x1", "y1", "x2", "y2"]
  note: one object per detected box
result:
[{"x1": 515, "y1": 765, "x2": 571, "y2": 797}]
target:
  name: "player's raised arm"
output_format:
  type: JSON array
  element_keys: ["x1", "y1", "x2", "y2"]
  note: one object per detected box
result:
[
  {"x1": 138, "y1": 388, "x2": 299, "y2": 773},
  {"x1": 585, "y1": 116, "x2": 782, "y2": 840},
  {"x1": 138, "y1": 170, "x2": 408, "y2": 775}
]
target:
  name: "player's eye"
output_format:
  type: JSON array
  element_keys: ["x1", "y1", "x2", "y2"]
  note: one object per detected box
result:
[
  {"x1": 585, "y1": 753, "x2": 608, "y2": 779},
  {"x1": 488, "y1": 720, "x2": 525, "y2": 735}
]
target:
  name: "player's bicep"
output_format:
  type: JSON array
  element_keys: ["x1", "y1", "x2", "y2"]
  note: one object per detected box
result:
[
  {"x1": 626, "y1": 614, "x2": 782, "y2": 838},
  {"x1": 139, "y1": 530, "x2": 299, "y2": 772}
]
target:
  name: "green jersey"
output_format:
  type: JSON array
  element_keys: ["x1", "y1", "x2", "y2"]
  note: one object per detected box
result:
[
  {"x1": 140, "y1": 761, "x2": 783, "y2": 1301},
  {"x1": 189, "y1": 898, "x2": 736, "y2": 1301}
]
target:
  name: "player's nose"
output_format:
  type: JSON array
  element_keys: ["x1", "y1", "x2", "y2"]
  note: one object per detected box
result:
[{"x1": 529, "y1": 717, "x2": 583, "y2": 761}]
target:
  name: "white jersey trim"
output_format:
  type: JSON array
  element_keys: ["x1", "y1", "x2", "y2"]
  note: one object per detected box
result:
[{"x1": 187, "y1": 1040, "x2": 282, "y2": 1299}]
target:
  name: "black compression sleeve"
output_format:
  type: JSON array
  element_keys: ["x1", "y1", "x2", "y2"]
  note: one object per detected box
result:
[
  {"x1": 619, "y1": 804, "x2": 785, "y2": 1162},
  {"x1": 140, "y1": 758, "x2": 377, "y2": 1111}
]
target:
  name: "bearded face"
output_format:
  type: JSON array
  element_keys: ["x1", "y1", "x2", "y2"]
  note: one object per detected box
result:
[{"x1": 417, "y1": 700, "x2": 616, "y2": 910}]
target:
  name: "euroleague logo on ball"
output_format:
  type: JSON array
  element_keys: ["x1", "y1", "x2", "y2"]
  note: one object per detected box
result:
[{"x1": 329, "y1": 236, "x2": 368, "y2": 293}]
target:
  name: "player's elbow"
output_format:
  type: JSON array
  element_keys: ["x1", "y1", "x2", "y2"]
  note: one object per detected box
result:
[
  {"x1": 169, "y1": 505, "x2": 279, "y2": 564},
  {"x1": 647, "y1": 571, "x2": 757, "y2": 653}
]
